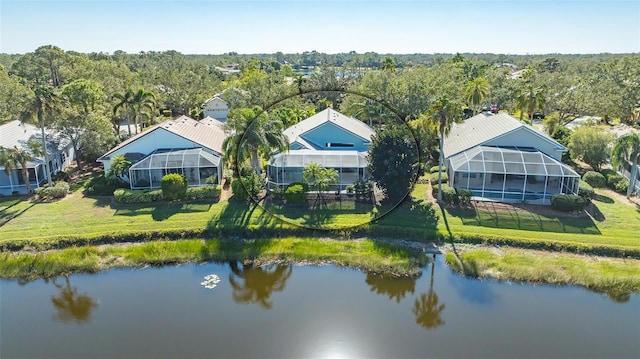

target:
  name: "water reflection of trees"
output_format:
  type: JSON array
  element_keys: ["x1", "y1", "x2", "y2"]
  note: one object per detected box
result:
[
  {"x1": 228, "y1": 261, "x2": 293, "y2": 310},
  {"x1": 412, "y1": 259, "x2": 445, "y2": 330},
  {"x1": 365, "y1": 272, "x2": 420, "y2": 303},
  {"x1": 50, "y1": 276, "x2": 98, "y2": 324}
]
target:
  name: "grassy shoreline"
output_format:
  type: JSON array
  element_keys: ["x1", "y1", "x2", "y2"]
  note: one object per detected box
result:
[
  {"x1": 0, "y1": 237, "x2": 430, "y2": 280},
  {"x1": 1, "y1": 183, "x2": 639, "y2": 293},
  {"x1": 444, "y1": 245, "x2": 640, "y2": 297}
]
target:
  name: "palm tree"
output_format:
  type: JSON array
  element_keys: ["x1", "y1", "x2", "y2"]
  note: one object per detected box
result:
[
  {"x1": 412, "y1": 259, "x2": 445, "y2": 330},
  {"x1": 228, "y1": 261, "x2": 293, "y2": 310},
  {"x1": 423, "y1": 95, "x2": 463, "y2": 203},
  {"x1": 365, "y1": 272, "x2": 418, "y2": 303},
  {"x1": 113, "y1": 87, "x2": 156, "y2": 136},
  {"x1": 0, "y1": 146, "x2": 35, "y2": 194},
  {"x1": 20, "y1": 84, "x2": 58, "y2": 186},
  {"x1": 51, "y1": 275, "x2": 98, "y2": 324},
  {"x1": 130, "y1": 88, "x2": 157, "y2": 131},
  {"x1": 517, "y1": 84, "x2": 546, "y2": 122},
  {"x1": 347, "y1": 98, "x2": 387, "y2": 128},
  {"x1": 223, "y1": 107, "x2": 288, "y2": 176},
  {"x1": 611, "y1": 131, "x2": 640, "y2": 198},
  {"x1": 113, "y1": 88, "x2": 134, "y2": 136},
  {"x1": 464, "y1": 77, "x2": 489, "y2": 115},
  {"x1": 303, "y1": 162, "x2": 338, "y2": 207}
]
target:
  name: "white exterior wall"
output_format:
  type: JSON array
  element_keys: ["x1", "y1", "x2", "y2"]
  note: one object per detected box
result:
[
  {"x1": 202, "y1": 98, "x2": 229, "y2": 121},
  {"x1": 99, "y1": 128, "x2": 207, "y2": 171},
  {"x1": 483, "y1": 128, "x2": 565, "y2": 161}
]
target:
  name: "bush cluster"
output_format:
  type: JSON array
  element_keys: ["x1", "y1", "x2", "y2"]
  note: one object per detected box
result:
[
  {"x1": 578, "y1": 181, "x2": 594, "y2": 200},
  {"x1": 161, "y1": 174, "x2": 187, "y2": 201},
  {"x1": 429, "y1": 171, "x2": 448, "y2": 185},
  {"x1": 84, "y1": 174, "x2": 128, "y2": 196},
  {"x1": 614, "y1": 179, "x2": 629, "y2": 194},
  {"x1": 52, "y1": 171, "x2": 71, "y2": 182},
  {"x1": 284, "y1": 182, "x2": 307, "y2": 204},
  {"x1": 186, "y1": 185, "x2": 221, "y2": 200},
  {"x1": 353, "y1": 180, "x2": 373, "y2": 199},
  {"x1": 114, "y1": 188, "x2": 163, "y2": 203},
  {"x1": 231, "y1": 172, "x2": 263, "y2": 201},
  {"x1": 430, "y1": 165, "x2": 446, "y2": 174},
  {"x1": 582, "y1": 171, "x2": 606, "y2": 188},
  {"x1": 551, "y1": 194, "x2": 587, "y2": 212},
  {"x1": 432, "y1": 184, "x2": 472, "y2": 205},
  {"x1": 35, "y1": 181, "x2": 70, "y2": 199}
]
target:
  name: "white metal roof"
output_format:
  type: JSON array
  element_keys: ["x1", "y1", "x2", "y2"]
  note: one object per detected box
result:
[
  {"x1": 449, "y1": 146, "x2": 579, "y2": 177},
  {"x1": 0, "y1": 120, "x2": 69, "y2": 168},
  {"x1": 268, "y1": 150, "x2": 368, "y2": 168},
  {"x1": 99, "y1": 115, "x2": 226, "y2": 160},
  {"x1": 282, "y1": 108, "x2": 374, "y2": 146},
  {"x1": 443, "y1": 113, "x2": 564, "y2": 159}
]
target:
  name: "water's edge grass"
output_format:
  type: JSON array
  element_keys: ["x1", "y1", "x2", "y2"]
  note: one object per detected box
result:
[
  {"x1": 0, "y1": 237, "x2": 430, "y2": 280},
  {"x1": 444, "y1": 246, "x2": 640, "y2": 297}
]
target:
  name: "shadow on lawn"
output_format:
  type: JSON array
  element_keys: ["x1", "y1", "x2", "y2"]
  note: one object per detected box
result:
[
  {"x1": 209, "y1": 197, "x2": 280, "y2": 229},
  {"x1": 439, "y1": 205, "x2": 480, "y2": 277},
  {"x1": 261, "y1": 195, "x2": 376, "y2": 229},
  {"x1": 112, "y1": 201, "x2": 213, "y2": 221},
  {"x1": 0, "y1": 199, "x2": 36, "y2": 227},
  {"x1": 446, "y1": 202, "x2": 601, "y2": 235}
]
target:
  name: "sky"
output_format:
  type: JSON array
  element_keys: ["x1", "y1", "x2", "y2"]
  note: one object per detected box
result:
[{"x1": 0, "y1": 0, "x2": 638, "y2": 55}]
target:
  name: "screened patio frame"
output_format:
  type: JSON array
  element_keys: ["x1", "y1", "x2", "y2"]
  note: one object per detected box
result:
[
  {"x1": 447, "y1": 146, "x2": 580, "y2": 204},
  {"x1": 267, "y1": 150, "x2": 368, "y2": 191},
  {"x1": 128, "y1": 148, "x2": 221, "y2": 190}
]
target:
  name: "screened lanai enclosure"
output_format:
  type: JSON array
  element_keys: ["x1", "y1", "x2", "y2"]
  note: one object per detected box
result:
[
  {"x1": 128, "y1": 148, "x2": 221, "y2": 190},
  {"x1": 447, "y1": 146, "x2": 580, "y2": 204},
  {"x1": 267, "y1": 150, "x2": 368, "y2": 191}
]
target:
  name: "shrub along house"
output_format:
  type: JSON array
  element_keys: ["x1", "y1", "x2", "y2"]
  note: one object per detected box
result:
[
  {"x1": 98, "y1": 116, "x2": 226, "y2": 190},
  {"x1": 443, "y1": 112, "x2": 580, "y2": 204},
  {"x1": 0, "y1": 120, "x2": 75, "y2": 195},
  {"x1": 267, "y1": 108, "x2": 374, "y2": 192}
]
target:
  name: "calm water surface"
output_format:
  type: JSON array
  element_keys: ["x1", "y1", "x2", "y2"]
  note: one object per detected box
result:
[{"x1": 1, "y1": 257, "x2": 638, "y2": 359}]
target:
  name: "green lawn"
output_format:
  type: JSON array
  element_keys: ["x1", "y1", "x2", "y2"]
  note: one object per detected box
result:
[
  {"x1": 1, "y1": 185, "x2": 639, "y2": 255},
  {"x1": 437, "y1": 188, "x2": 640, "y2": 252}
]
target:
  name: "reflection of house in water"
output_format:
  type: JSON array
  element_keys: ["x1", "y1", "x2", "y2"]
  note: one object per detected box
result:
[
  {"x1": 98, "y1": 116, "x2": 225, "y2": 189},
  {"x1": 444, "y1": 113, "x2": 580, "y2": 204}
]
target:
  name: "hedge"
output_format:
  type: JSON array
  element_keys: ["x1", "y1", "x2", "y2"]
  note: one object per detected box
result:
[
  {"x1": 231, "y1": 172, "x2": 262, "y2": 201},
  {"x1": 35, "y1": 181, "x2": 70, "y2": 199},
  {"x1": 429, "y1": 171, "x2": 448, "y2": 185},
  {"x1": 186, "y1": 185, "x2": 221, "y2": 200},
  {"x1": 582, "y1": 171, "x2": 606, "y2": 188},
  {"x1": 578, "y1": 181, "x2": 594, "y2": 200},
  {"x1": 430, "y1": 165, "x2": 446, "y2": 174},
  {"x1": 550, "y1": 194, "x2": 587, "y2": 212},
  {"x1": 284, "y1": 183, "x2": 307, "y2": 204},
  {"x1": 114, "y1": 189, "x2": 164, "y2": 203}
]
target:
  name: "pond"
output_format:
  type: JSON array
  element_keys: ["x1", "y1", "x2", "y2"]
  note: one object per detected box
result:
[{"x1": 1, "y1": 257, "x2": 638, "y2": 358}]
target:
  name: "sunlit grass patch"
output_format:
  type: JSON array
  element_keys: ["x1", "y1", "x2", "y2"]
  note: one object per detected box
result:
[{"x1": 445, "y1": 247, "x2": 640, "y2": 294}]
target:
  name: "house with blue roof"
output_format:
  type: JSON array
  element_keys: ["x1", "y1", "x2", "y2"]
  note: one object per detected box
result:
[{"x1": 267, "y1": 108, "x2": 374, "y2": 191}]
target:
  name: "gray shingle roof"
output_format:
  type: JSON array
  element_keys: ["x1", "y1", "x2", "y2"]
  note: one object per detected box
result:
[
  {"x1": 443, "y1": 113, "x2": 558, "y2": 158},
  {"x1": 99, "y1": 115, "x2": 226, "y2": 160},
  {"x1": 282, "y1": 108, "x2": 374, "y2": 146}
]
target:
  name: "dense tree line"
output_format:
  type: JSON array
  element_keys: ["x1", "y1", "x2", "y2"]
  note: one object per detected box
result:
[{"x1": 0, "y1": 46, "x2": 638, "y2": 186}]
